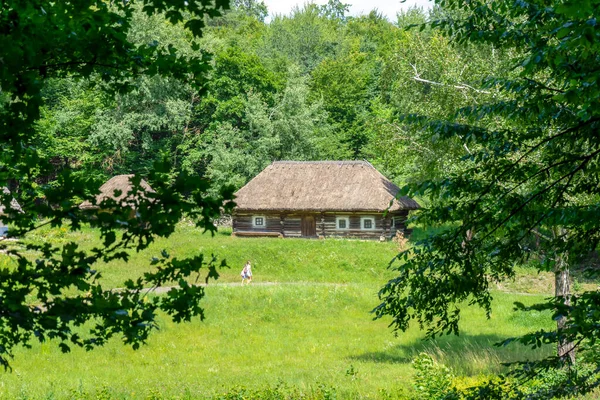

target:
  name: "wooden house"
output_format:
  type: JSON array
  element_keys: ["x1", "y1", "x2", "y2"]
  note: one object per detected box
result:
[
  {"x1": 232, "y1": 161, "x2": 419, "y2": 239},
  {"x1": 0, "y1": 187, "x2": 23, "y2": 237},
  {"x1": 79, "y1": 174, "x2": 155, "y2": 218}
]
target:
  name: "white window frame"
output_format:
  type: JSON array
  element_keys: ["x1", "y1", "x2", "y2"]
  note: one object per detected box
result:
[
  {"x1": 361, "y1": 216, "x2": 376, "y2": 230},
  {"x1": 336, "y1": 216, "x2": 350, "y2": 230},
  {"x1": 252, "y1": 215, "x2": 266, "y2": 228}
]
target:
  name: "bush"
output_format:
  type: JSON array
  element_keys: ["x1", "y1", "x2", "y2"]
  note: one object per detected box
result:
[
  {"x1": 212, "y1": 383, "x2": 338, "y2": 400},
  {"x1": 412, "y1": 353, "x2": 457, "y2": 400}
]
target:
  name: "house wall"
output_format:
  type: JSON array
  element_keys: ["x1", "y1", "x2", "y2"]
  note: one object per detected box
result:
[
  {"x1": 390, "y1": 210, "x2": 410, "y2": 236},
  {"x1": 283, "y1": 215, "x2": 302, "y2": 237},
  {"x1": 233, "y1": 213, "x2": 282, "y2": 234},
  {"x1": 232, "y1": 211, "x2": 411, "y2": 240}
]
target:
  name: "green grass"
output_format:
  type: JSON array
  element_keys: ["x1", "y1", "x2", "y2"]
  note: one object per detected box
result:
[
  {"x1": 2, "y1": 285, "x2": 552, "y2": 399},
  {"x1": 16, "y1": 223, "x2": 403, "y2": 288},
  {"x1": 0, "y1": 225, "x2": 556, "y2": 399}
]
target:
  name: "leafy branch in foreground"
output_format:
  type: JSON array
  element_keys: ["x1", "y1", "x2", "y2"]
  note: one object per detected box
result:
[
  {"x1": 0, "y1": 0, "x2": 232, "y2": 369},
  {"x1": 375, "y1": 0, "x2": 600, "y2": 397},
  {"x1": 0, "y1": 163, "x2": 235, "y2": 369}
]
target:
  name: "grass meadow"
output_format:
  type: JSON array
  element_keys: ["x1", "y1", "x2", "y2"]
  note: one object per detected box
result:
[{"x1": 0, "y1": 224, "x2": 556, "y2": 399}]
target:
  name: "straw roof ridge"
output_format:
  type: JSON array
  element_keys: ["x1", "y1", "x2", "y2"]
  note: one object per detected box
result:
[
  {"x1": 235, "y1": 160, "x2": 420, "y2": 212},
  {"x1": 79, "y1": 174, "x2": 155, "y2": 210},
  {"x1": 272, "y1": 160, "x2": 369, "y2": 165}
]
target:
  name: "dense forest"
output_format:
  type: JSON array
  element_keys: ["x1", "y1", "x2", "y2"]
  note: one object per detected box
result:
[{"x1": 35, "y1": 0, "x2": 505, "y2": 194}]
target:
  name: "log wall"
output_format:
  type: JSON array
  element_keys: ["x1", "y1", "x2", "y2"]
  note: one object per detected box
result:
[
  {"x1": 233, "y1": 210, "x2": 412, "y2": 240},
  {"x1": 283, "y1": 214, "x2": 302, "y2": 237},
  {"x1": 233, "y1": 213, "x2": 281, "y2": 233},
  {"x1": 389, "y1": 210, "x2": 410, "y2": 237}
]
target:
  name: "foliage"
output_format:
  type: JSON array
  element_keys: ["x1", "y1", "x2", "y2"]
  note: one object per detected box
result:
[
  {"x1": 374, "y1": 0, "x2": 600, "y2": 397},
  {"x1": 309, "y1": 44, "x2": 375, "y2": 158},
  {"x1": 230, "y1": 0, "x2": 268, "y2": 23},
  {"x1": 200, "y1": 67, "x2": 341, "y2": 191},
  {"x1": 260, "y1": 4, "x2": 342, "y2": 74},
  {"x1": 0, "y1": 0, "x2": 232, "y2": 368},
  {"x1": 34, "y1": 78, "x2": 106, "y2": 176},
  {"x1": 213, "y1": 383, "x2": 339, "y2": 400},
  {"x1": 411, "y1": 354, "x2": 529, "y2": 400},
  {"x1": 412, "y1": 353, "x2": 456, "y2": 400},
  {"x1": 13, "y1": 3, "x2": 500, "y2": 191}
]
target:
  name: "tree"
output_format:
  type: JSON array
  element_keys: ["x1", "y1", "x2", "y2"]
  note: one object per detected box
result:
[
  {"x1": 374, "y1": 0, "x2": 600, "y2": 397},
  {"x1": 361, "y1": 7, "x2": 505, "y2": 184},
  {"x1": 0, "y1": 0, "x2": 232, "y2": 369},
  {"x1": 319, "y1": 0, "x2": 350, "y2": 22},
  {"x1": 34, "y1": 78, "x2": 106, "y2": 179},
  {"x1": 201, "y1": 67, "x2": 340, "y2": 191},
  {"x1": 259, "y1": 4, "x2": 343, "y2": 74},
  {"x1": 231, "y1": 0, "x2": 268, "y2": 22},
  {"x1": 310, "y1": 48, "x2": 374, "y2": 158},
  {"x1": 31, "y1": 3, "x2": 206, "y2": 178}
]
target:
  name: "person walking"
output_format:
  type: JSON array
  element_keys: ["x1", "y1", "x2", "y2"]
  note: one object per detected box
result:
[{"x1": 241, "y1": 260, "x2": 252, "y2": 285}]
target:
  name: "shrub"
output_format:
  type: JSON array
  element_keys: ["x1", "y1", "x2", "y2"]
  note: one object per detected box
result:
[{"x1": 412, "y1": 353, "x2": 456, "y2": 400}]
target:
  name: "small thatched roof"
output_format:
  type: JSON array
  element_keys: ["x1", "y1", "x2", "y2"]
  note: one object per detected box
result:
[
  {"x1": 234, "y1": 161, "x2": 420, "y2": 212},
  {"x1": 79, "y1": 174, "x2": 155, "y2": 210},
  {"x1": 0, "y1": 187, "x2": 23, "y2": 216}
]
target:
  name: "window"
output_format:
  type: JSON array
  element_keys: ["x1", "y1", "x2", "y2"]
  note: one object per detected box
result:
[
  {"x1": 336, "y1": 216, "x2": 349, "y2": 230},
  {"x1": 253, "y1": 216, "x2": 266, "y2": 228},
  {"x1": 361, "y1": 217, "x2": 375, "y2": 230}
]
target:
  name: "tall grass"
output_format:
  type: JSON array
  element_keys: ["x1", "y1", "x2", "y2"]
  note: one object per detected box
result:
[{"x1": 1, "y1": 284, "x2": 551, "y2": 399}]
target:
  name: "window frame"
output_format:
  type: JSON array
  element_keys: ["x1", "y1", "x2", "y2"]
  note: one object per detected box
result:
[
  {"x1": 252, "y1": 215, "x2": 266, "y2": 228},
  {"x1": 361, "y1": 216, "x2": 376, "y2": 230},
  {"x1": 336, "y1": 216, "x2": 350, "y2": 230}
]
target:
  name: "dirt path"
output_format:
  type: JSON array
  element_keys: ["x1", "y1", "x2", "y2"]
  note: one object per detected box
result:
[
  {"x1": 134, "y1": 281, "x2": 349, "y2": 295},
  {"x1": 130, "y1": 281, "x2": 546, "y2": 297}
]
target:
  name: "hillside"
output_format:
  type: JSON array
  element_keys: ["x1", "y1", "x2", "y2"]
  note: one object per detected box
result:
[{"x1": 0, "y1": 226, "x2": 556, "y2": 399}]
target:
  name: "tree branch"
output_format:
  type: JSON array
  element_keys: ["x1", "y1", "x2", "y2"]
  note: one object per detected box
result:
[
  {"x1": 410, "y1": 64, "x2": 491, "y2": 94},
  {"x1": 483, "y1": 147, "x2": 600, "y2": 242},
  {"x1": 461, "y1": 117, "x2": 600, "y2": 231},
  {"x1": 26, "y1": 60, "x2": 127, "y2": 73},
  {"x1": 525, "y1": 78, "x2": 566, "y2": 94}
]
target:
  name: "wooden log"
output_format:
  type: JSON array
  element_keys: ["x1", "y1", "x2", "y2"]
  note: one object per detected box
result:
[
  {"x1": 232, "y1": 231, "x2": 283, "y2": 238},
  {"x1": 320, "y1": 212, "x2": 325, "y2": 236}
]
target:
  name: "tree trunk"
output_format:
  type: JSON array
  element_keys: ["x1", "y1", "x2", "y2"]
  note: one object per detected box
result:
[{"x1": 555, "y1": 251, "x2": 576, "y2": 365}]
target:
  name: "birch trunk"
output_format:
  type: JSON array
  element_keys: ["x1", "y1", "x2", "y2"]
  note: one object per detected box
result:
[{"x1": 555, "y1": 250, "x2": 575, "y2": 365}]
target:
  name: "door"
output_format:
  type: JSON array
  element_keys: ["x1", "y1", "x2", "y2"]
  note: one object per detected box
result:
[{"x1": 301, "y1": 215, "x2": 316, "y2": 237}]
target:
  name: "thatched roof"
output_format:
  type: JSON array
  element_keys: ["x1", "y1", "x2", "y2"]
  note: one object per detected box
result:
[
  {"x1": 234, "y1": 161, "x2": 420, "y2": 212},
  {"x1": 79, "y1": 175, "x2": 155, "y2": 210},
  {"x1": 0, "y1": 187, "x2": 22, "y2": 216}
]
